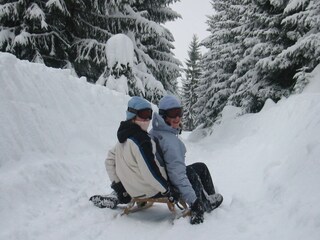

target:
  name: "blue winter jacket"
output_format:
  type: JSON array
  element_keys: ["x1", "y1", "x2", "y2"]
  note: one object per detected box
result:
[{"x1": 149, "y1": 113, "x2": 197, "y2": 205}]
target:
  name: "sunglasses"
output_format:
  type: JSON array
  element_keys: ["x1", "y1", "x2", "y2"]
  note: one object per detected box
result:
[
  {"x1": 128, "y1": 107, "x2": 153, "y2": 120},
  {"x1": 160, "y1": 108, "x2": 183, "y2": 118}
]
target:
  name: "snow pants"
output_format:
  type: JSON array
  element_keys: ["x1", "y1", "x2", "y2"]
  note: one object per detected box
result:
[{"x1": 186, "y1": 162, "x2": 216, "y2": 210}]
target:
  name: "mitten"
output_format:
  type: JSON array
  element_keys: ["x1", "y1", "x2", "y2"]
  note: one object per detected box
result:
[
  {"x1": 161, "y1": 185, "x2": 180, "y2": 203},
  {"x1": 190, "y1": 198, "x2": 204, "y2": 225},
  {"x1": 111, "y1": 181, "x2": 132, "y2": 204}
]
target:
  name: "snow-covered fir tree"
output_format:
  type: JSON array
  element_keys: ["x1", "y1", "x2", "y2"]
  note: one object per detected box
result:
[
  {"x1": 131, "y1": 0, "x2": 182, "y2": 99},
  {"x1": 181, "y1": 34, "x2": 202, "y2": 131},
  {"x1": 229, "y1": 0, "x2": 320, "y2": 113},
  {"x1": 194, "y1": 0, "x2": 243, "y2": 127},
  {"x1": 195, "y1": 0, "x2": 320, "y2": 127},
  {"x1": 268, "y1": 0, "x2": 320, "y2": 94},
  {"x1": 0, "y1": 0, "x2": 69, "y2": 67},
  {"x1": 226, "y1": 0, "x2": 291, "y2": 115},
  {"x1": 0, "y1": 0, "x2": 181, "y2": 102}
]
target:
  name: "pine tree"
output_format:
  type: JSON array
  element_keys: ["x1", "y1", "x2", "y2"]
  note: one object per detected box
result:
[
  {"x1": 181, "y1": 34, "x2": 202, "y2": 131},
  {"x1": 0, "y1": 0, "x2": 70, "y2": 67},
  {"x1": 196, "y1": 0, "x2": 320, "y2": 128},
  {"x1": 229, "y1": 0, "x2": 320, "y2": 113},
  {"x1": 269, "y1": 0, "x2": 320, "y2": 93},
  {"x1": 194, "y1": 0, "x2": 243, "y2": 127},
  {"x1": 93, "y1": 0, "x2": 181, "y2": 100},
  {"x1": 226, "y1": 0, "x2": 290, "y2": 114},
  {"x1": 132, "y1": 0, "x2": 182, "y2": 96},
  {"x1": 0, "y1": 0, "x2": 182, "y2": 102}
]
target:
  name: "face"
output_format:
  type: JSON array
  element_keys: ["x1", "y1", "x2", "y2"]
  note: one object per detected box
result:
[
  {"x1": 162, "y1": 107, "x2": 183, "y2": 129},
  {"x1": 165, "y1": 115, "x2": 181, "y2": 129},
  {"x1": 134, "y1": 116, "x2": 151, "y2": 131}
]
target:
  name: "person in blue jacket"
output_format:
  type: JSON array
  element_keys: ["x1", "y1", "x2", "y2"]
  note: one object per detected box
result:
[{"x1": 150, "y1": 95, "x2": 223, "y2": 225}]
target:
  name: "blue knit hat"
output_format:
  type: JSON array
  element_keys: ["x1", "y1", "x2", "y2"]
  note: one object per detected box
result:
[
  {"x1": 158, "y1": 95, "x2": 181, "y2": 112},
  {"x1": 126, "y1": 96, "x2": 152, "y2": 120}
]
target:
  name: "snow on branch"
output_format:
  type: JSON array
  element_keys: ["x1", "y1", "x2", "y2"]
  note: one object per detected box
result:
[
  {"x1": 133, "y1": 42, "x2": 157, "y2": 68},
  {"x1": 46, "y1": 0, "x2": 70, "y2": 16},
  {"x1": 133, "y1": 63, "x2": 165, "y2": 101},
  {"x1": 78, "y1": 18, "x2": 112, "y2": 39},
  {"x1": 269, "y1": 0, "x2": 287, "y2": 8},
  {"x1": 13, "y1": 31, "x2": 31, "y2": 46},
  {"x1": 152, "y1": 50, "x2": 182, "y2": 66},
  {"x1": 0, "y1": 29, "x2": 14, "y2": 50},
  {"x1": 25, "y1": 3, "x2": 48, "y2": 29},
  {"x1": 267, "y1": 33, "x2": 320, "y2": 69},
  {"x1": 123, "y1": 4, "x2": 165, "y2": 36},
  {"x1": 156, "y1": 60, "x2": 181, "y2": 72},
  {"x1": 0, "y1": 2, "x2": 19, "y2": 21},
  {"x1": 106, "y1": 34, "x2": 134, "y2": 69},
  {"x1": 12, "y1": 30, "x2": 70, "y2": 50},
  {"x1": 284, "y1": 0, "x2": 307, "y2": 14},
  {"x1": 281, "y1": 12, "x2": 305, "y2": 29},
  {"x1": 74, "y1": 39, "x2": 106, "y2": 64}
]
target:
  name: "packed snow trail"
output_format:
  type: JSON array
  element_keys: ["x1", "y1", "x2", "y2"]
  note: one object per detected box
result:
[{"x1": 1, "y1": 53, "x2": 320, "y2": 240}]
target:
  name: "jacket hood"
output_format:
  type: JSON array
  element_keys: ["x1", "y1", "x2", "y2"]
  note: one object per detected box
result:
[
  {"x1": 117, "y1": 120, "x2": 142, "y2": 143},
  {"x1": 151, "y1": 113, "x2": 180, "y2": 135}
]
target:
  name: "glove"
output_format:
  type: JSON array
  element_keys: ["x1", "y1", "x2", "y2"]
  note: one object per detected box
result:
[
  {"x1": 190, "y1": 198, "x2": 204, "y2": 225},
  {"x1": 111, "y1": 181, "x2": 132, "y2": 204},
  {"x1": 168, "y1": 185, "x2": 180, "y2": 203},
  {"x1": 162, "y1": 185, "x2": 180, "y2": 203}
]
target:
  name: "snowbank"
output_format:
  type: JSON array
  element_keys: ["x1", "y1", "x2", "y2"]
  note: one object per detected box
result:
[{"x1": 0, "y1": 52, "x2": 129, "y2": 166}]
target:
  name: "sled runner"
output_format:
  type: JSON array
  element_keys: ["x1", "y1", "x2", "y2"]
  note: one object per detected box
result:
[{"x1": 122, "y1": 197, "x2": 190, "y2": 219}]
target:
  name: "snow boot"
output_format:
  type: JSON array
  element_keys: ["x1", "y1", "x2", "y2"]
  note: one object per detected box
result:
[
  {"x1": 207, "y1": 193, "x2": 223, "y2": 212},
  {"x1": 89, "y1": 192, "x2": 119, "y2": 209}
]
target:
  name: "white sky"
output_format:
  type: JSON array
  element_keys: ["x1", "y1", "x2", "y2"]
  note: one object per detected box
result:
[{"x1": 165, "y1": 0, "x2": 213, "y2": 66}]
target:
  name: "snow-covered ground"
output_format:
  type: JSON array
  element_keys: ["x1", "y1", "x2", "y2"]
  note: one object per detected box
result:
[{"x1": 1, "y1": 52, "x2": 320, "y2": 240}]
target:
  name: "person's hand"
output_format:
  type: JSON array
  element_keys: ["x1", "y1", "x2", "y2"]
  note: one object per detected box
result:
[
  {"x1": 190, "y1": 198, "x2": 204, "y2": 224},
  {"x1": 111, "y1": 181, "x2": 131, "y2": 204},
  {"x1": 162, "y1": 185, "x2": 180, "y2": 203}
]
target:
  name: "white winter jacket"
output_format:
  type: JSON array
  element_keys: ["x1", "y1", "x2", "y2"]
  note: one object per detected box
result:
[{"x1": 105, "y1": 121, "x2": 168, "y2": 199}]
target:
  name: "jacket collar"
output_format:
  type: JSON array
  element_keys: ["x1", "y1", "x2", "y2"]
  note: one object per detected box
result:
[
  {"x1": 151, "y1": 113, "x2": 180, "y2": 135},
  {"x1": 117, "y1": 120, "x2": 143, "y2": 143}
]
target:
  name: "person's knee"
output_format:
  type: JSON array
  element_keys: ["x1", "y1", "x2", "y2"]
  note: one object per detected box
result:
[{"x1": 190, "y1": 162, "x2": 208, "y2": 171}]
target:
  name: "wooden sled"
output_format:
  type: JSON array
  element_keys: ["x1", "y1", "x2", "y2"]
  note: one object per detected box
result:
[{"x1": 122, "y1": 197, "x2": 190, "y2": 219}]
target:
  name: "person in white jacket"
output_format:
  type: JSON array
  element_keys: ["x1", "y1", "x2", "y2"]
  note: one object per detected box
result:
[{"x1": 90, "y1": 96, "x2": 170, "y2": 208}]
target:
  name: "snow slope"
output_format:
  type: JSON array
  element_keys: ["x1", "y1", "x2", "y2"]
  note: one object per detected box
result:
[{"x1": 1, "y1": 52, "x2": 320, "y2": 240}]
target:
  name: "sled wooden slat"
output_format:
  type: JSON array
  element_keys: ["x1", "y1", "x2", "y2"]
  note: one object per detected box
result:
[{"x1": 122, "y1": 197, "x2": 190, "y2": 218}]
